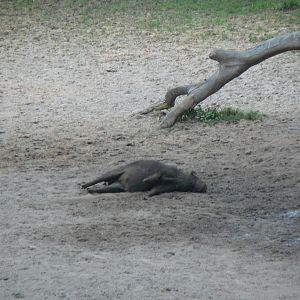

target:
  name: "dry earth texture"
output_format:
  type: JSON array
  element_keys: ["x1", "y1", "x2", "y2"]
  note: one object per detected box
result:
[{"x1": 1, "y1": 3, "x2": 300, "y2": 300}]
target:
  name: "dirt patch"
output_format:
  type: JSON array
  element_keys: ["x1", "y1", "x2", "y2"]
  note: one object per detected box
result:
[{"x1": 1, "y1": 7, "x2": 300, "y2": 300}]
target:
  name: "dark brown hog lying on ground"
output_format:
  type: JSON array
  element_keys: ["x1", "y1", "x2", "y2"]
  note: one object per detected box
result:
[{"x1": 81, "y1": 160, "x2": 207, "y2": 196}]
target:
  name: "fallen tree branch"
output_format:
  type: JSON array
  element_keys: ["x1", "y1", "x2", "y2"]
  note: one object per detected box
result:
[{"x1": 141, "y1": 31, "x2": 300, "y2": 128}]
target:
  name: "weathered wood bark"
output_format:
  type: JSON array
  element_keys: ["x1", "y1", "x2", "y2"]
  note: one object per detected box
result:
[{"x1": 140, "y1": 32, "x2": 300, "y2": 128}]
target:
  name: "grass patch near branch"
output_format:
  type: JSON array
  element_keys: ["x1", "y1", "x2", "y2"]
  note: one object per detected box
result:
[{"x1": 179, "y1": 106, "x2": 266, "y2": 124}]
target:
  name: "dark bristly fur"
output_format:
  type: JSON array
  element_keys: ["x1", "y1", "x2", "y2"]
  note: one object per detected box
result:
[{"x1": 82, "y1": 160, "x2": 207, "y2": 196}]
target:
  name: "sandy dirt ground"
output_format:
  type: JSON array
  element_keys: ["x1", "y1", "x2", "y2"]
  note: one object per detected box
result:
[{"x1": 1, "y1": 8, "x2": 300, "y2": 300}]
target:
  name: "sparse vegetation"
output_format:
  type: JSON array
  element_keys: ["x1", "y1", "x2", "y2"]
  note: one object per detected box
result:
[
  {"x1": 280, "y1": 0, "x2": 300, "y2": 10},
  {"x1": 15, "y1": 0, "x2": 33, "y2": 8},
  {"x1": 7, "y1": 0, "x2": 300, "y2": 39},
  {"x1": 180, "y1": 106, "x2": 266, "y2": 124}
]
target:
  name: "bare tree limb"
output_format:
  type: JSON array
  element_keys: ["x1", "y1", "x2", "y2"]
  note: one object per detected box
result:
[
  {"x1": 136, "y1": 83, "x2": 202, "y2": 115},
  {"x1": 141, "y1": 32, "x2": 300, "y2": 128}
]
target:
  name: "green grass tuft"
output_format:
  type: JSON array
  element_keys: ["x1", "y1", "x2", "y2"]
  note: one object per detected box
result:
[
  {"x1": 180, "y1": 106, "x2": 266, "y2": 124},
  {"x1": 280, "y1": 0, "x2": 300, "y2": 10},
  {"x1": 15, "y1": 0, "x2": 34, "y2": 8}
]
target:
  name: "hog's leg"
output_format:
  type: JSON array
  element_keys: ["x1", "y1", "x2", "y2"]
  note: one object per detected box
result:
[
  {"x1": 149, "y1": 184, "x2": 176, "y2": 196},
  {"x1": 86, "y1": 182, "x2": 125, "y2": 194},
  {"x1": 143, "y1": 172, "x2": 162, "y2": 184},
  {"x1": 144, "y1": 173, "x2": 181, "y2": 185},
  {"x1": 81, "y1": 169, "x2": 125, "y2": 189}
]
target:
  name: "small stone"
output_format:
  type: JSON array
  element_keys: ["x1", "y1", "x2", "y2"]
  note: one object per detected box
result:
[
  {"x1": 255, "y1": 158, "x2": 263, "y2": 163},
  {"x1": 77, "y1": 238, "x2": 88, "y2": 242},
  {"x1": 106, "y1": 69, "x2": 117, "y2": 73},
  {"x1": 12, "y1": 293, "x2": 25, "y2": 299}
]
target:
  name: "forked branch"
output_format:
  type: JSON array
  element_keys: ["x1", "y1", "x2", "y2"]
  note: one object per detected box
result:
[{"x1": 140, "y1": 32, "x2": 300, "y2": 128}]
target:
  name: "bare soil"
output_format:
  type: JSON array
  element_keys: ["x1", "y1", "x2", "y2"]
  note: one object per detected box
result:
[{"x1": 1, "y1": 8, "x2": 300, "y2": 300}]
